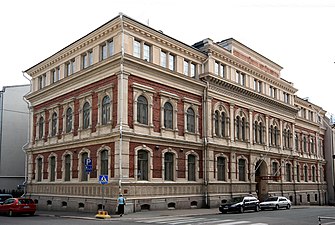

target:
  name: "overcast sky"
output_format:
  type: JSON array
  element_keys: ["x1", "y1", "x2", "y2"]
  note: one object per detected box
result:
[{"x1": 1, "y1": 0, "x2": 335, "y2": 116}]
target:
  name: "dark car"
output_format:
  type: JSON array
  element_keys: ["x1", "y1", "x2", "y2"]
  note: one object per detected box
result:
[
  {"x1": 219, "y1": 196, "x2": 260, "y2": 213},
  {"x1": 0, "y1": 198, "x2": 36, "y2": 216},
  {"x1": 0, "y1": 194, "x2": 13, "y2": 204}
]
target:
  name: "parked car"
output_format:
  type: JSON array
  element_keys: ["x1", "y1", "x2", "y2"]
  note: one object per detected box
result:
[
  {"x1": 0, "y1": 198, "x2": 36, "y2": 216},
  {"x1": 0, "y1": 194, "x2": 13, "y2": 204},
  {"x1": 259, "y1": 196, "x2": 291, "y2": 210},
  {"x1": 219, "y1": 196, "x2": 260, "y2": 213}
]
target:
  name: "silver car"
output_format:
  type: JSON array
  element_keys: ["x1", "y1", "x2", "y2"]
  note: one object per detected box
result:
[{"x1": 259, "y1": 196, "x2": 291, "y2": 210}]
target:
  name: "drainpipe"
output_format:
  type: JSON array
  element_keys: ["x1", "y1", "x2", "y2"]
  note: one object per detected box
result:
[
  {"x1": 118, "y1": 12, "x2": 125, "y2": 194},
  {"x1": 22, "y1": 71, "x2": 32, "y2": 196},
  {"x1": 203, "y1": 81, "x2": 209, "y2": 208},
  {"x1": 201, "y1": 53, "x2": 210, "y2": 208},
  {"x1": 0, "y1": 89, "x2": 3, "y2": 166}
]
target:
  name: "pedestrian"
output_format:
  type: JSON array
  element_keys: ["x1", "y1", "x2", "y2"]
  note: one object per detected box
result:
[{"x1": 117, "y1": 194, "x2": 126, "y2": 217}]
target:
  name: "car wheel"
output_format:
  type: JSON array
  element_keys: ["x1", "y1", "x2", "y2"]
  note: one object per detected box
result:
[
  {"x1": 275, "y1": 205, "x2": 279, "y2": 210},
  {"x1": 222, "y1": 210, "x2": 227, "y2": 214},
  {"x1": 8, "y1": 210, "x2": 14, "y2": 217},
  {"x1": 29, "y1": 212, "x2": 35, "y2": 216},
  {"x1": 239, "y1": 207, "x2": 244, "y2": 213},
  {"x1": 286, "y1": 204, "x2": 291, "y2": 209},
  {"x1": 255, "y1": 205, "x2": 260, "y2": 212}
]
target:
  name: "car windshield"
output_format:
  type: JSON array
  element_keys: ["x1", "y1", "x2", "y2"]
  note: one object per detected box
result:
[
  {"x1": 227, "y1": 197, "x2": 244, "y2": 203},
  {"x1": 18, "y1": 199, "x2": 34, "y2": 204},
  {"x1": 264, "y1": 197, "x2": 278, "y2": 201}
]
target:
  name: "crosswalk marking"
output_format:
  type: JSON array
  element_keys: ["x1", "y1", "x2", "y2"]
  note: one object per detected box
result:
[
  {"x1": 136, "y1": 216, "x2": 268, "y2": 225},
  {"x1": 217, "y1": 221, "x2": 250, "y2": 225}
]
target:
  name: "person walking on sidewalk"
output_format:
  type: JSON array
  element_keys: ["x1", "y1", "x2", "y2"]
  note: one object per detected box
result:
[{"x1": 117, "y1": 194, "x2": 126, "y2": 217}]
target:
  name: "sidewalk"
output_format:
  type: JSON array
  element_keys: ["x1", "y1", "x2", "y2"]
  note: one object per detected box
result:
[{"x1": 37, "y1": 208, "x2": 218, "y2": 220}]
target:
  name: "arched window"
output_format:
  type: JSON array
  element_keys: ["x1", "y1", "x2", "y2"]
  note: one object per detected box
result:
[
  {"x1": 295, "y1": 134, "x2": 299, "y2": 151},
  {"x1": 304, "y1": 165, "x2": 308, "y2": 182},
  {"x1": 272, "y1": 161, "x2": 279, "y2": 181},
  {"x1": 164, "y1": 102, "x2": 173, "y2": 129},
  {"x1": 259, "y1": 122, "x2": 264, "y2": 144},
  {"x1": 312, "y1": 166, "x2": 316, "y2": 182},
  {"x1": 164, "y1": 152, "x2": 174, "y2": 181},
  {"x1": 241, "y1": 117, "x2": 246, "y2": 141},
  {"x1": 51, "y1": 113, "x2": 57, "y2": 136},
  {"x1": 83, "y1": 102, "x2": 90, "y2": 129},
  {"x1": 274, "y1": 126, "x2": 279, "y2": 146},
  {"x1": 236, "y1": 116, "x2": 240, "y2": 140},
  {"x1": 221, "y1": 112, "x2": 226, "y2": 137},
  {"x1": 100, "y1": 150, "x2": 108, "y2": 175},
  {"x1": 286, "y1": 163, "x2": 291, "y2": 182},
  {"x1": 297, "y1": 164, "x2": 300, "y2": 182},
  {"x1": 38, "y1": 117, "x2": 44, "y2": 139},
  {"x1": 50, "y1": 156, "x2": 56, "y2": 182},
  {"x1": 64, "y1": 154, "x2": 71, "y2": 181},
  {"x1": 238, "y1": 158, "x2": 246, "y2": 181},
  {"x1": 81, "y1": 152, "x2": 89, "y2": 181},
  {"x1": 66, "y1": 108, "x2": 73, "y2": 133},
  {"x1": 186, "y1": 107, "x2": 195, "y2": 133},
  {"x1": 310, "y1": 138, "x2": 314, "y2": 153},
  {"x1": 303, "y1": 136, "x2": 307, "y2": 152},
  {"x1": 137, "y1": 95, "x2": 148, "y2": 125},
  {"x1": 217, "y1": 157, "x2": 226, "y2": 181},
  {"x1": 254, "y1": 121, "x2": 259, "y2": 143},
  {"x1": 37, "y1": 157, "x2": 42, "y2": 182},
  {"x1": 214, "y1": 111, "x2": 219, "y2": 136},
  {"x1": 188, "y1": 155, "x2": 196, "y2": 181},
  {"x1": 101, "y1": 96, "x2": 110, "y2": 125},
  {"x1": 138, "y1": 150, "x2": 148, "y2": 180}
]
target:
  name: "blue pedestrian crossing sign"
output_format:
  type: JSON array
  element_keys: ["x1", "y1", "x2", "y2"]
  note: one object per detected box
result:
[{"x1": 99, "y1": 175, "x2": 108, "y2": 184}]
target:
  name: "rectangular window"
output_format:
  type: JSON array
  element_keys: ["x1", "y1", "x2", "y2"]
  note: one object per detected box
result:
[
  {"x1": 101, "y1": 43, "x2": 107, "y2": 60},
  {"x1": 66, "y1": 59, "x2": 75, "y2": 76},
  {"x1": 236, "y1": 71, "x2": 245, "y2": 86},
  {"x1": 88, "y1": 50, "x2": 93, "y2": 66},
  {"x1": 269, "y1": 86, "x2": 277, "y2": 98},
  {"x1": 38, "y1": 74, "x2": 46, "y2": 89},
  {"x1": 191, "y1": 63, "x2": 196, "y2": 78},
  {"x1": 238, "y1": 159, "x2": 246, "y2": 181},
  {"x1": 82, "y1": 53, "x2": 88, "y2": 69},
  {"x1": 254, "y1": 80, "x2": 262, "y2": 93},
  {"x1": 133, "y1": 40, "x2": 141, "y2": 58},
  {"x1": 83, "y1": 50, "x2": 93, "y2": 68},
  {"x1": 169, "y1": 54, "x2": 175, "y2": 71},
  {"x1": 215, "y1": 62, "x2": 219, "y2": 75},
  {"x1": 143, "y1": 44, "x2": 150, "y2": 61},
  {"x1": 184, "y1": 60, "x2": 189, "y2": 76},
  {"x1": 160, "y1": 51, "x2": 167, "y2": 68},
  {"x1": 284, "y1": 92, "x2": 290, "y2": 104},
  {"x1": 101, "y1": 40, "x2": 113, "y2": 61},
  {"x1": 220, "y1": 64, "x2": 225, "y2": 78}
]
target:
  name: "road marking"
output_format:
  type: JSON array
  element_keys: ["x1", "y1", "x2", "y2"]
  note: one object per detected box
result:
[
  {"x1": 136, "y1": 217, "x2": 268, "y2": 225},
  {"x1": 216, "y1": 221, "x2": 250, "y2": 225}
]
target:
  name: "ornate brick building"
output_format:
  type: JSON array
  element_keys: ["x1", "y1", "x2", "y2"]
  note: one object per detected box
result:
[{"x1": 24, "y1": 14, "x2": 328, "y2": 213}]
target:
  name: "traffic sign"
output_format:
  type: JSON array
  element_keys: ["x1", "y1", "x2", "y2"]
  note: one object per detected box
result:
[
  {"x1": 85, "y1": 165, "x2": 92, "y2": 173},
  {"x1": 99, "y1": 175, "x2": 108, "y2": 184},
  {"x1": 85, "y1": 158, "x2": 92, "y2": 166}
]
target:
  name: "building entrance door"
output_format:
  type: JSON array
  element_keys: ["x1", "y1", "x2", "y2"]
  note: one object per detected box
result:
[{"x1": 255, "y1": 160, "x2": 268, "y2": 201}]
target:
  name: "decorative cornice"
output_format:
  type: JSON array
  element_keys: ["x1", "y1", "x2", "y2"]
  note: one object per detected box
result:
[
  {"x1": 203, "y1": 75, "x2": 298, "y2": 117},
  {"x1": 123, "y1": 21, "x2": 207, "y2": 62}
]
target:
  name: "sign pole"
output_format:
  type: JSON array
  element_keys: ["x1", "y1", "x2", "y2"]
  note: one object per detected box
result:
[{"x1": 102, "y1": 184, "x2": 104, "y2": 211}]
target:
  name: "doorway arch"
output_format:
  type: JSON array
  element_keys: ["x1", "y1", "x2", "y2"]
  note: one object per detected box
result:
[{"x1": 255, "y1": 159, "x2": 268, "y2": 201}]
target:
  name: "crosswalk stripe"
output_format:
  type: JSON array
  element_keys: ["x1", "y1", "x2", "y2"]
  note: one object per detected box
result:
[
  {"x1": 185, "y1": 219, "x2": 234, "y2": 225},
  {"x1": 216, "y1": 221, "x2": 250, "y2": 225},
  {"x1": 137, "y1": 217, "x2": 187, "y2": 223},
  {"x1": 136, "y1": 217, "x2": 268, "y2": 225}
]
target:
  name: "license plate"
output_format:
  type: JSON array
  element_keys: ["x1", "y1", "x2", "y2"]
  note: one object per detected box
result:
[
  {"x1": 224, "y1": 206, "x2": 228, "y2": 209},
  {"x1": 23, "y1": 206, "x2": 30, "y2": 209}
]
